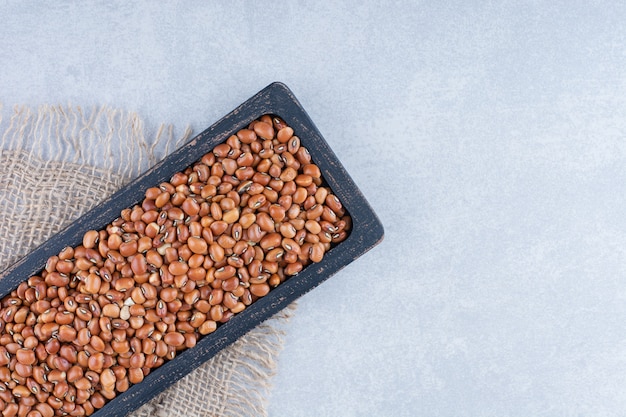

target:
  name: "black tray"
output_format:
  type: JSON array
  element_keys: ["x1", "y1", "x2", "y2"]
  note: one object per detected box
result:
[{"x1": 0, "y1": 82, "x2": 384, "y2": 417}]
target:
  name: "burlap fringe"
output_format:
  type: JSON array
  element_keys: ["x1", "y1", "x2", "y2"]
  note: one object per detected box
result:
[{"x1": 0, "y1": 103, "x2": 191, "y2": 181}]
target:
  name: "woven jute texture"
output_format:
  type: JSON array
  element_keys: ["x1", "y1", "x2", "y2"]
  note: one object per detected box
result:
[{"x1": 0, "y1": 104, "x2": 294, "y2": 417}]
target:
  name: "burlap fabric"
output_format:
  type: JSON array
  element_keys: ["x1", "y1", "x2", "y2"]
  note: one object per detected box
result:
[{"x1": 0, "y1": 105, "x2": 294, "y2": 417}]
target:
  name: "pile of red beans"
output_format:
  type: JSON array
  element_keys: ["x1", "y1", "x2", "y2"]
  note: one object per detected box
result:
[{"x1": 0, "y1": 115, "x2": 350, "y2": 417}]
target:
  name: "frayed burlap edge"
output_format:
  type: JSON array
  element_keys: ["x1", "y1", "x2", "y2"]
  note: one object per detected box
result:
[
  {"x1": 0, "y1": 103, "x2": 191, "y2": 179},
  {"x1": 0, "y1": 103, "x2": 296, "y2": 417}
]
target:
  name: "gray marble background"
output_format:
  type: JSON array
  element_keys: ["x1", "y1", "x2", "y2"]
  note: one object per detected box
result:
[{"x1": 2, "y1": 2, "x2": 626, "y2": 416}]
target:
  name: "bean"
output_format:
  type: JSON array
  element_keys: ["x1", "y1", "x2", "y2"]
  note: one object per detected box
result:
[
  {"x1": 102, "y1": 304, "x2": 120, "y2": 319},
  {"x1": 57, "y1": 325, "x2": 77, "y2": 343},
  {"x1": 250, "y1": 283, "x2": 270, "y2": 297},
  {"x1": 284, "y1": 262, "x2": 303, "y2": 276},
  {"x1": 3, "y1": 403, "x2": 18, "y2": 417},
  {"x1": 178, "y1": 285, "x2": 197, "y2": 303},
  {"x1": 279, "y1": 167, "x2": 297, "y2": 182},
  {"x1": 55, "y1": 259, "x2": 74, "y2": 274},
  {"x1": 67, "y1": 366, "x2": 83, "y2": 383},
  {"x1": 154, "y1": 300, "x2": 166, "y2": 318},
  {"x1": 309, "y1": 242, "x2": 325, "y2": 263},
  {"x1": 35, "y1": 404, "x2": 54, "y2": 417},
  {"x1": 100, "y1": 369, "x2": 116, "y2": 390},
  {"x1": 82, "y1": 230, "x2": 99, "y2": 249},
  {"x1": 260, "y1": 233, "x2": 282, "y2": 250},
  {"x1": 128, "y1": 368, "x2": 144, "y2": 385},
  {"x1": 181, "y1": 198, "x2": 200, "y2": 216},
  {"x1": 87, "y1": 353, "x2": 104, "y2": 372},
  {"x1": 325, "y1": 193, "x2": 343, "y2": 213},
  {"x1": 167, "y1": 207, "x2": 185, "y2": 222},
  {"x1": 256, "y1": 213, "x2": 274, "y2": 232},
  {"x1": 198, "y1": 320, "x2": 217, "y2": 335},
  {"x1": 188, "y1": 266, "x2": 207, "y2": 281},
  {"x1": 222, "y1": 208, "x2": 240, "y2": 224},
  {"x1": 209, "y1": 243, "x2": 225, "y2": 263},
  {"x1": 115, "y1": 278, "x2": 135, "y2": 293},
  {"x1": 187, "y1": 237, "x2": 208, "y2": 255},
  {"x1": 306, "y1": 204, "x2": 324, "y2": 220},
  {"x1": 293, "y1": 187, "x2": 308, "y2": 204},
  {"x1": 209, "y1": 220, "x2": 228, "y2": 236},
  {"x1": 130, "y1": 254, "x2": 148, "y2": 275},
  {"x1": 209, "y1": 305, "x2": 224, "y2": 322},
  {"x1": 163, "y1": 332, "x2": 185, "y2": 348},
  {"x1": 214, "y1": 266, "x2": 236, "y2": 281},
  {"x1": 287, "y1": 135, "x2": 300, "y2": 153},
  {"x1": 302, "y1": 164, "x2": 321, "y2": 178},
  {"x1": 163, "y1": 247, "x2": 178, "y2": 264},
  {"x1": 278, "y1": 222, "x2": 297, "y2": 239},
  {"x1": 221, "y1": 277, "x2": 239, "y2": 293},
  {"x1": 45, "y1": 272, "x2": 69, "y2": 288},
  {"x1": 230, "y1": 302, "x2": 246, "y2": 314},
  {"x1": 154, "y1": 192, "x2": 170, "y2": 208},
  {"x1": 231, "y1": 223, "x2": 243, "y2": 242},
  {"x1": 321, "y1": 206, "x2": 338, "y2": 223},
  {"x1": 16, "y1": 350, "x2": 36, "y2": 366},
  {"x1": 145, "y1": 187, "x2": 161, "y2": 202},
  {"x1": 160, "y1": 288, "x2": 178, "y2": 303},
  {"x1": 276, "y1": 126, "x2": 293, "y2": 143},
  {"x1": 263, "y1": 187, "x2": 279, "y2": 203},
  {"x1": 265, "y1": 248, "x2": 284, "y2": 263},
  {"x1": 141, "y1": 283, "x2": 157, "y2": 300},
  {"x1": 248, "y1": 194, "x2": 266, "y2": 209},
  {"x1": 269, "y1": 204, "x2": 286, "y2": 222},
  {"x1": 168, "y1": 261, "x2": 189, "y2": 276},
  {"x1": 253, "y1": 121, "x2": 274, "y2": 140}
]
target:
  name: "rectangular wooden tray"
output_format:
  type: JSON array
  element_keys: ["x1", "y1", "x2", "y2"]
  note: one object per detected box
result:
[{"x1": 0, "y1": 82, "x2": 384, "y2": 416}]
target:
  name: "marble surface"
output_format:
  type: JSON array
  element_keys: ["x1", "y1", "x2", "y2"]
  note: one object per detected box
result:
[{"x1": 3, "y1": 2, "x2": 626, "y2": 416}]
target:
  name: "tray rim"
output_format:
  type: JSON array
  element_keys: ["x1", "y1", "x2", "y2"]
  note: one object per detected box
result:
[{"x1": 0, "y1": 82, "x2": 384, "y2": 417}]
